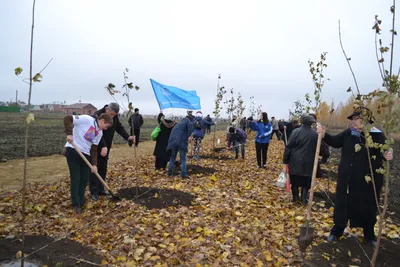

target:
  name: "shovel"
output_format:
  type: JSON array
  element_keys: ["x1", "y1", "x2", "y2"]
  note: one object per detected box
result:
[
  {"x1": 70, "y1": 141, "x2": 121, "y2": 201},
  {"x1": 298, "y1": 131, "x2": 323, "y2": 250}
]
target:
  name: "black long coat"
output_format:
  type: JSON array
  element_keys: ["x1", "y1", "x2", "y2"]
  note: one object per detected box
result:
[
  {"x1": 284, "y1": 125, "x2": 318, "y2": 177},
  {"x1": 153, "y1": 120, "x2": 175, "y2": 161},
  {"x1": 324, "y1": 129, "x2": 385, "y2": 227}
]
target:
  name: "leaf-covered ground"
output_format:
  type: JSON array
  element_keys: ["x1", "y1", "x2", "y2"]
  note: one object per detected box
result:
[{"x1": 1, "y1": 132, "x2": 399, "y2": 266}]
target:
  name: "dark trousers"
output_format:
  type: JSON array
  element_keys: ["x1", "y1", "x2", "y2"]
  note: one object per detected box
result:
[
  {"x1": 272, "y1": 130, "x2": 281, "y2": 140},
  {"x1": 133, "y1": 128, "x2": 140, "y2": 146},
  {"x1": 89, "y1": 154, "x2": 107, "y2": 195},
  {"x1": 330, "y1": 224, "x2": 376, "y2": 241},
  {"x1": 65, "y1": 147, "x2": 90, "y2": 208},
  {"x1": 155, "y1": 157, "x2": 168, "y2": 170},
  {"x1": 168, "y1": 147, "x2": 187, "y2": 177},
  {"x1": 232, "y1": 141, "x2": 245, "y2": 159},
  {"x1": 255, "y1": 142, "x2": 269, "y2": 167}
]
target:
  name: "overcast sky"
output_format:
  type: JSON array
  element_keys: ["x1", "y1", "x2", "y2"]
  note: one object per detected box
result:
[{"x1": 0, "y1": 0, "x2": 398, "y2": 118}]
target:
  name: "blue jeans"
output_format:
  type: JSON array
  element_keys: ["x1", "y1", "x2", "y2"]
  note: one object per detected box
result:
[
  {"x1": 233, "y1": 141, "x2": 245, "y2": 159},
  {"x1": 168, "y1": 147, "x2": 187, "y2": 177}
]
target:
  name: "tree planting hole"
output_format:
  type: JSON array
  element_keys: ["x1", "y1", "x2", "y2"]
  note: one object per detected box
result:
[
  {"x1": 118, "y1": 187, "x2": 196, "y2": 209},
  {"x1": 1, "y1": 260, "x2": 41, "y2": 267},
  {"x1": 174, "y1": 164, "x2": 216, "y2": 175},
  {"x1": 0, "y1": 236, "x2": 102, "y2": 267}
]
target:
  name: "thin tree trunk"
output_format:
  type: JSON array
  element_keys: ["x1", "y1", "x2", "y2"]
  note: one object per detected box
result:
[{"x1": 21, "y1": 1, "x2": 36, "y2": 266}]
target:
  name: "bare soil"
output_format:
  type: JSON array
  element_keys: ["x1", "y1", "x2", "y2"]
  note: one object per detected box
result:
[
  {"x1": 118, "y1": 187, "x2": 197, "y2": 209},
  {"x1": 0, "y1": 236, "x2": 102, "y2": 267}
]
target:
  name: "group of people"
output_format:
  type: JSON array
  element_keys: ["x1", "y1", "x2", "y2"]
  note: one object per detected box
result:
[
  {"x1": 283, "y1": 108, "x2": 393, "y2": 246},
  {"x1": 63, "y1": 103, "x2": 394, "y2": 247}
]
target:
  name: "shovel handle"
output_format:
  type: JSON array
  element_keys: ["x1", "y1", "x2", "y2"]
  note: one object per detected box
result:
[
  {"x1": 306, "y1": 132, "x2": 323, "y2": 222},
  {"x1": 69, "y1": 141, "x2": 111, "y2": 191},
  {"x1": 284, "y1": 127, "x2": 288, "y2": 144}
]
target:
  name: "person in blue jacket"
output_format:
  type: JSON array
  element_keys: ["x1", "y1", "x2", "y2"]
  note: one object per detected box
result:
[
  {"x1": 248, "y1": 112, "x2": 273, "y2": 168},
  {"x1": 192, "y1": 111, "x2": 215, "y2": 160},
  {"x1": 167, "y1": 110, "x2": 195, "y2": 179}
]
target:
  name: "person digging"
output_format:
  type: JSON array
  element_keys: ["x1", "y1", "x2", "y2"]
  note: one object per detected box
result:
[{"x1": 63, "y1": 113, "x2": 113, "y2": 214}]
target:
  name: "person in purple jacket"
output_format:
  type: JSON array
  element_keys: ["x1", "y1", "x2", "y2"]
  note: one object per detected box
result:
[
  {"x1": 192, "y1": 111, "x2": 215, "y2": 160},
  {"x1": 248, "y1": 112, "x2": 273, "y2": 168}
]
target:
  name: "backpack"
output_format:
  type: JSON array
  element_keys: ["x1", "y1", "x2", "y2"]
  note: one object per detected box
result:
[{"x1": 194, "y1": 120, "x2": 202, "y2": 130}]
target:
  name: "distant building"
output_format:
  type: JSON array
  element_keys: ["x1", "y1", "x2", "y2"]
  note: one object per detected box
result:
[
  {"x1": 0, "y1": 101, "x2": 7, "y2": 106},
  {"x1": 62, "y1": 103, "x2": 97, "y2": 115}
]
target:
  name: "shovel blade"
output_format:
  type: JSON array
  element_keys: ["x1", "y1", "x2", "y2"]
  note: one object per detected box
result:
[
  {"x1": 298, "y1": 225, "x2": 314, "y2": 250},
  {"x1": 108, "y1": 190, "x2": 121, "y2": 201}
]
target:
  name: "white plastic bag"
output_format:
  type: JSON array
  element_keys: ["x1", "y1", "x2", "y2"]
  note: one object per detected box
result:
[{"x1": 276, "y1": 167, "x2": 287, "y2": 188}]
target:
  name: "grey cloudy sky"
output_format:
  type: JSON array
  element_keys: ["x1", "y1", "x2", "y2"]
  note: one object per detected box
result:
[{"x1": 0, "y1": 0, "x2": 398, "y2": 118}]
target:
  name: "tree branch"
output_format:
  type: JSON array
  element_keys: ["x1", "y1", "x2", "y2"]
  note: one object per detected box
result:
[
  {"x1": 338, "y1": 20, "x2": 361, "y2": 95},
  {"x1": 38, "y1": 58, "x2": 53, "y2": 74},
  {"x1": 365, "y1": 144, "x2": 382, "y2": 216},
  {"x1": 375, "y1": 33, "x2": 385, "y2": 80},
  {"x1": 389, "y1": 0, "x2": 396, "y2": 77}
]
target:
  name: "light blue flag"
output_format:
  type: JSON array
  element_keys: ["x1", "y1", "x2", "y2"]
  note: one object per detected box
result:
[{"x1": 150, "y1": 79, "x2": 201, "y2": 110}]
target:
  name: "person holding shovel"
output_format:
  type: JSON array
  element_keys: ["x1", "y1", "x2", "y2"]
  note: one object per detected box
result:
[
  {"x1": 227, "y1": 126, "x2": 247, "y2": 159},
  {"x1": 90, "y1": 103, "x2": 135, "y2": 201},
  {"x1": 63, "y1": 113, "x2": 113, "y2": 214},
  {"x1": 317, "y1": 108, "x2": 393, "y2": 245},
  {"x1": 284, "y1": 115, "x2": 318, "y2": 204},
  {"x1": 167, "y1": 110, "x2": 195, "y2": 179}
]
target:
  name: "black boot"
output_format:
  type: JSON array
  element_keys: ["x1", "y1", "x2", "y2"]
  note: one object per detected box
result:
[
  {"x1": 292, "y1": 186, "x2": 299, "y2": 202},
  {"x1": 301, "y1": 187, "x2": 309, "y2": 205}
]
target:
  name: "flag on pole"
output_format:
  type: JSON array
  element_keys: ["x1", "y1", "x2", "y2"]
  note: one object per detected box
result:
[{"x1": 150, "y1": 79, "x2": 201, "y2": 110}]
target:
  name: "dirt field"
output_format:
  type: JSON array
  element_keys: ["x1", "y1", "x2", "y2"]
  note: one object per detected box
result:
[
  {"x1": 0, "y1": 129, "x2": 227, "y2": 192},
  {"x1": 0, "y1": 113, "x2": 158, "y2": 160}
]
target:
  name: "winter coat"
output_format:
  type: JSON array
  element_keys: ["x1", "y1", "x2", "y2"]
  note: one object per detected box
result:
[
  {"x1": 128, "y1": 113, "x2": 144, "y2": 129},
  {"x1": 192, "y1": 117, "x2": 215, "y2": 139},
  {"x1": 154, "y1": 119, "x2": 175, "y2": 161},
  {"x1": 93, "y1": 106, "x2": 129, "y2": 154},
  {"x1": 240, "y1": 118, "x2": 247, "y2": 129},
  {"x1": 283, "y1": 124, "x2": 318, "y2": 177},
  {"x1": 250, "y1": 121, "x2": 273, "y2": 144},
  {"x1": 167, "y1": 117, "x2": 195, "y2": 152},
  {"x1": 282, "y1": 121, "x2": 299, "y2": 141},
  {"x1": 324, "y1": 128, "x2": 385, "y2": 228},
  {"x1": 228, "y1": 128, "x2": 247, "y2": 147}
]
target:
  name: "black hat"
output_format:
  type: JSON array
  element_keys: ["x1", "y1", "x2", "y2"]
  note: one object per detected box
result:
[
  {"x1": 347, "y1": 111, "x2": 361, "y2": 120},
  {"x1": 347, "y1": 107, "x2": 374, "y2": 123}
]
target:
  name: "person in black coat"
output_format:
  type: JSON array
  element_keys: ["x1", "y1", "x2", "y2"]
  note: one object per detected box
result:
[
  {"x1": 128, "y1": 108, "x2": 144, "y2": 147},
  {"x1": 90, "y1": 103, "x2": 135, "y2": 200},
  {"x1": 284, "y1": 115, "x2": 318, "y2": 204},
  {"x1": 154, "y1": 115, "x2": 177, "y2": 170},
  {"x1": 317, "y1": 109, "x2": 393, "y2": 245},
  {"x1": 282, "y1": 120, "x2": 299, "y2": 145}
]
